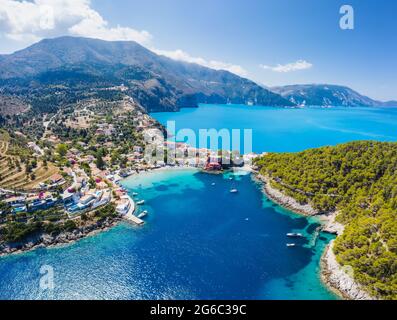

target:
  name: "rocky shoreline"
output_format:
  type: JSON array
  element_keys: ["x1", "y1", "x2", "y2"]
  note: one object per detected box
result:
[
  {"x1": 321, "y1": 241, "x2": 374, "y2": 300},
  {"x1": 254, "y1": 174, "x2": 319, "y2": 216},
  {"x1": 254, "y1": 173, "x2": 373, "y2": 300},
  {"x1": 0, "y1": 217, "x2": 122, "y2": 257}
]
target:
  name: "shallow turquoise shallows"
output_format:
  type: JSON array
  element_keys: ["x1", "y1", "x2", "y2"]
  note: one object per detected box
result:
[
  {"x1": 152, "y1": 104, "x2": 397, "y2": 152},
  {"x1": 1, "y1": 104, "x2": 396, "y2": 300}
]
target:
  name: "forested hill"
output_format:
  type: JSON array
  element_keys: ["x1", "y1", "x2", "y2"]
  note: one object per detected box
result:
[{"x1": 254, "y1": 141, "x2": 397, "y2": 299}]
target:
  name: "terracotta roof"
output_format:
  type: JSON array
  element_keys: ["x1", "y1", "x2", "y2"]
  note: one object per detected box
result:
[{"x1": 50, "y1": 173, "x2": 63, "y2": 182}]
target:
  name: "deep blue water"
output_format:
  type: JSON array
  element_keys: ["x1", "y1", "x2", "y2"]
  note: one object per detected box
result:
[
  {"x1": 152, "y1": 104, "x2": 397, "y2": 152},
  {"x1": 0, "y1": 169, "x2": 337, "y2": 299}
]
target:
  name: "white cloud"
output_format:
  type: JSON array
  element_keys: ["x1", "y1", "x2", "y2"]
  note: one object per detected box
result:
[
  {"x1": 153, "y1": 48, "x2": 248, "y2": 77},
  {"x1": 0, "y1": 0, "x2": 247, "y2": 77},
  {"x1": 0, "y1": 0, "x2": 152, "y2": 46},
  {"x1": 260, "y1": 60, "x2": 313, "y2": 73}
]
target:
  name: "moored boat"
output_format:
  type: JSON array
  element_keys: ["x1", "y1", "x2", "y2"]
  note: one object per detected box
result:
[
  {"x1": 286, "y1": 233, "x2": 303, "y2": 238},
  {"x1": 137, "y1": 210, "x2": 148, "y2": 219}
]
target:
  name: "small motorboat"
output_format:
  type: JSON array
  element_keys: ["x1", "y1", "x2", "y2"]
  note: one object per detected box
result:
[
  {"x1": 230, "y1": 189, "x2": 238, "y2": 193},
  {"x1": 287, "y1": 233, "x2": 303, "y2": 238},
  {"x1": 136, "y1": 200, "x2": 145, "y2": 205},
  {"x1": 132, "y1": 192, "x2": 138, "y2": 196},
  {"x1": 137, "y1": 210, "x2": 148, "y2": 219},
  {"x1": 286, "y1": 243, "x2": 296, "y2": 247},
  {"x1": 211, "y1": 183, "x2": 216, "y2": 186}
]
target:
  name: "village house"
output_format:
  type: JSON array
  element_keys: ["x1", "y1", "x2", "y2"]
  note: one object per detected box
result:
[
  {"x1": 49, "y1": 173, "x2": 65, "y2": 185},
  {"x1": 96, "y1": 180, "x2": 109, "y2": 190},
  {"x1": 46, "y1": 135, "x2": 61, "y2": 144},
  {"x1": 26, "y1": 192, "x2": 58, "y2": 212},
  {"x1": 205, "y1": 154, "x2": 223, "y2": 171},
  {"x1": 95, "y1": 123, "x2": 115, "y2": 136},
  {"x1": 80, "y1": 155, "x2": 95, "y2": 163},
  {"x1": 4, "y1": 196, "x2": 26, "y2": 208},
  {"x1": 205, "y1": 162, "x2": 222, "y2": 171},
  {"x1": 133, "y1": 146, "x2": 143, "y2": 153}
]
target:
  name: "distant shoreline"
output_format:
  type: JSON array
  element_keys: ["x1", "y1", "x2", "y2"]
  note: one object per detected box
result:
[{"x1": 253, "y1": 172, "x2": 374, "y2": 300}]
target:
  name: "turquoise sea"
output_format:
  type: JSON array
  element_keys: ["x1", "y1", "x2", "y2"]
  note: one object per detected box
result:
[
  {"x1": 153, "y1": 104, "x2": 397, "y2": 152},
  {"x1": 1, "y1": 104, "x2": 396, "y2": 300}
]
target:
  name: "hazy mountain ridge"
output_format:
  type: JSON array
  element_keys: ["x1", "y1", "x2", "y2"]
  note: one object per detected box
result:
[
  {"x1": 272, "y1": 84, "x2": 394, "y2": 107},
  {"x1": 0, "y1": 37, "x2": 292, "y2": 113},
  {"x1": 382, "y1": 100, "x2": 397, "y2": 107}
]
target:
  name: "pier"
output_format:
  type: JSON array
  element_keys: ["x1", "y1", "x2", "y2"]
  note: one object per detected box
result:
[{"x1": 122, "y1": 195, "x2": 144, "y2": 225}]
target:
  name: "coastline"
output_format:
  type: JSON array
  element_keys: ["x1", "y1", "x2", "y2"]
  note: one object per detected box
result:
[
  {"x1": 253, "y1": 172, "x2": 374, "y2": 300},
  {"x1": 254, "y1": 174, "x2": 319, "y2": 216},
  {"x1": 0, "y1": 217, "x2": 121, "y2": 258},
  {"x1": 321, "y1": 241, "x2": 374, "y2": 300}
]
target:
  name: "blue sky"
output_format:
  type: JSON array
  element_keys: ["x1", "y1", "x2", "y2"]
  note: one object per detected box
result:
[{"x1": 0, "y1": 0, "x2": 396, "y2": 100}]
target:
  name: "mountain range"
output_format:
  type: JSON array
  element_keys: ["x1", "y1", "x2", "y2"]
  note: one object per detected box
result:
[
  {"x1": 0, "y1": 36, "x2": 292, "y2": 113},
  {"x1": 0, "y1": 36, "x2": 394, "y2": 115}
]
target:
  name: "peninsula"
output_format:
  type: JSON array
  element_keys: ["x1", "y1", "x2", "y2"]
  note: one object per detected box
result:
[{"x1": 253, "y1": 141, "x2": 397, "y2": 300}]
